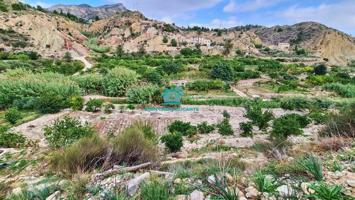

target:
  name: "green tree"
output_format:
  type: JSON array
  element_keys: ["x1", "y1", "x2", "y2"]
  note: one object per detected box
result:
[
  {"x1": 162, "y1": 36, "x2": 168, "y2": 43},
  {"x1": 171, "y1": 38, "x2": 178, "y2": 47},
  {"x1": 210, "y1": 63, "x2": 234, "y2": 81},
  {"x1": 63, "y1": 51, "x2": 72, "y2": 62},
  {"x1": 115, "y1": 45, "x2": 125, "y2": 57}
]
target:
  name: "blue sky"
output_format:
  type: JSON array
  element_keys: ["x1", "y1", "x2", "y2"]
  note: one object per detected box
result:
[{"x1": 25, "y1": 0, "x2": 355, "y2": 35}]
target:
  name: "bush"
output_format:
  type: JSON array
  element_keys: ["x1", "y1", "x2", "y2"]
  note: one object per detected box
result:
[
  {"x1": 321, "y1": 104, "x2": 355, "y2": 138},
  {"x1": 297, "y1": 154, "x2": 323, "y2": 181},
  {"x1": 205, "y1": 174, "x2": 239, "y2": 200},
  {"x1": 197, "y1": 122, "x2": 215, "y2": 134},
  {"x1": 50, "y1": 134, "x2": 108, "y2": 174},
  {"x1": 168, "y1": 120, "x2": 195, "y2": 136},
  {"x1": 104, "y1": 103, "x2": 115, "y2": 114},
  {"x1": 210, "y1": 63, "x2": 234, "y2": 81},
  {"x1": 186, "y1": 79, "x2": 226, "y2": 91},
  {"x1": 72, "y1": 74, "x2": 103, "y2": 95},
  {"x1": 143, "y1": 70, "x2": 163, "y2": 85},
  {"x1": 283, "y1": 113, "x2": 310, "y2": 128},
  {"x1": 0, "y1": 70, "x2": 80, "y2": 112},
  {"x1": 235, "y1": 70, "x2": 260, "y2": 79},
  {"x1": 85, "y1": 99, "x2": 103, "y2": 112},
  {"x1": 280, "y1": 97, "x2": 312, "y2": 110},
  {"x1": 102, "y1": 67, "x2": 138, "y2": 97},
  {"x1": 70, "y1": 96, "x2": 84, "y2": 111},
  {"x1": 222, "y1": 110, "x2": 231, "y2": 119},
  {"x1": 171, "y1": 39, "x2": 177, "y2": 47},
  {"x1": 217, "y1": 118, "x2": 234, "y2": 135},
  {"x1": 240, "y1": 122, "x2": 253, "y2": 137},
  {"x1": 140, "y1": 179, "x2": 170, "y2": 200},
  {"x1": 245, "y1": 104, "x2": 274, "y2": 130},
  {"x1": 127, "y1": 84, "x2": 161, "y2": 105},
  {"x1": 180, "y1": 48, "x2": 202, "y2": 57},
  {"x1": 271, "y1": 114, "x2": 303, "y2": 143},
  {"x1": 159, "y1": 62, "x2": 183, "y2": 75},
  {"x1": 11, "y1": 3, "x2": 27, "y2": 11},
  {"x1": 314, "y1": 64, "x2": 327, "y2": 75},
  {"x1": 323, "y1": 83, "x2": 355, "y2": 98},
  {"x1": 44, "y1": 116, "x2": 94, "y2": 148},
  {"x1": 4, "y1": 107, "x2": 22, "y2": 125},
  {"x1": 161, "y1": 132, "x2": 183, "y2": 152},
  {"x1": 162, "y1": 36, "x2": 168, "y2": 43},
  {"x1": 111, "y1": 123, "x2": 158, "y2": 165},
  {"x1": 0, "y1": 130, "x2": 26, "y2": 148}
]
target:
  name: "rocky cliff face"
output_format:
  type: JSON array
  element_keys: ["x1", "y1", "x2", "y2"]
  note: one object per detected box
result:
[{"x1": 47, "y1": 3, "x2": 128, "y2": 21}]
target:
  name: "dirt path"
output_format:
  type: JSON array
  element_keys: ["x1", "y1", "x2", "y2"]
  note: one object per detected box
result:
[{"x1": 70, "y1": 50, "x2": 93, "y2": 75}]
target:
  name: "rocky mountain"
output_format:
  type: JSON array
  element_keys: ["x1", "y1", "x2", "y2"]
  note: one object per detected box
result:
[
  {"x1": 1, "y1": 2, "x2": 355, "y2": 66},
  {"x1": 254, "y1": 22, "x2": 355, "y2": 65},
  {"x1": 47, "y1": 3, "x2": 128, "y2": 21}
]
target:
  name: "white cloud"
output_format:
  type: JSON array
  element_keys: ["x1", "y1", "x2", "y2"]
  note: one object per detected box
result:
[
  {"x1": 224, "y1": 0, "x2": 284, "y2": 13},
  {"x1": 280, "y1": 0, "x2": 355, "y2": 34}
]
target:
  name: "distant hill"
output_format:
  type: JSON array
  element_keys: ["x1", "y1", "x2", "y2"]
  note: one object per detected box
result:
[
  {"x1": 1, "y1": 2, "x2": 355, "y2": 66},
  {"x1": 47, "y1": 3, "x2": 128, "y2": 21}
]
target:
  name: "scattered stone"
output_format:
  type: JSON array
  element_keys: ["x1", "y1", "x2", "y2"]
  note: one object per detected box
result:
[
  {"x1": 190, "y1": 190, "x2": 204, "y2": 200},
  {"x1": 174, "y1": 178, "x2": 182, "y2": 184},
  {"x1": 346, "y1": 179, "x2": 355, "y2": 188},
  {"x1": 225, "y1": 173, "x2": 234, "y2": 183},
  {"x1": 301, "y1": 182, "x2": 315, "y2": 195},
  {"x1": 176, "y1": 195, "x2": 187, "y2": 200},
  {"x1": 277, "y1": 185, "x2": 293, "y2": 197},
  {"x1": 245, "y1": 186, "x2": 259, "y2": 198},
  {"x1": 46, "y1": 191, "x2": 60, "y2": 200},
  {"x1": 207, "y1": 175, "x2": 216, "y2": 184},
  {"x1": 126, "y1": 172, "x2": 150, "y2": 196}
]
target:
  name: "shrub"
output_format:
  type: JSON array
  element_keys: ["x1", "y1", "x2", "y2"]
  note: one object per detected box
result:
[
  {"x1": 297, "y1": 154, "x2": 323, "y2": 181},
  {"x1": 0, "y1": 130, "x2": 26, "y2": 148},
  {"x1": 85, "y1": 99, "x2": 103, "y2": 112},
  {"x1": 143, "y1": 70, "x2": 163, "y2": 85},
  {"x1": 84, "y1": 38, "x2": 110, "y2": 53},
  {"x1": 168, "y1": 120, "x2": 195, "y2": 136},
  {"x1": 253, "y1": 171, "x2": 278, "y2": 193},
  {"x1": 171, "y1": 38, "x2": 177, "y2": 47},
  {"x1": 0, "y1": 70, "x2": 80, "y2": 112},
  {"x1": 127, "y1": 84, "x2": 161, "y2": 105},
  {"x1": 44, "y1": 116, "x2": 94, "y2": 148},
  {"x1": 102, "y1": 67, "x2": 138, "y2": 97},
  {"x1": 159, "y1": 62, "x2": 183, "y2": 75},
  {"x1": 49, "y1": 134, "x2": 108, "y2": 174},
  {"x1": 11, "y1": 3, "x2": 27, "y2": 11},
  {"x1": 235, "y1": 70, "x2": 260, "y2": 79},
  {"x1": 314, "y1": 64, "x2": 327, "y2": 75},
  {"x1": 280, "y1": 97, "x2": 312, "y2": 110},
  {"x1": 240, "y1": 122, "x2": 253, "y2": 137},
  {"x1": 321, "y1": 104, "x2": 355, "y2": 138},
  {"x1": 197, "y1": 122, "x2": 215, "y2": 134},
  {"x1": 217, "y1": 118, "x2": 234, "y2": 135},
  {"x1": 103, "y1": 103, "x2": 115, "y2": 114},
  {"x1": 222, "y1": 110, "x2": 231, "y2": 119},
  {"x1": 140, "y1": 179, "x2": 170, "y2": 200},
  {"x1": 161, "y1": 132, "x2": 183, "y2": 152},
  {"x1": 245, "y1": 104, "x2": 274, "y2": 130},
  {"x1": 271, "y1": 114, "x2": 303, "y2": 143},
  {"x1": 323, "y1": 83, "x2": 355, "y2": 98},
  {"x1": 72, "y1": 74, "x2": 103, "y2": 95},
  {"x1": 4, "y1": 107, "x2": 22, "y2": 125},
  {"x1": 70, "y1": 96, "x2": 84, "y2": 111},
  {"x1": 210, "y1": 63, "x2": 234, "y2": 81},
  {"x1": 180, "y1": 48, "x2": 202, "y2": 56},
  {"x1": 162, "y1": 36, "x2": 168, "y2": 43},
  {"x1": 283, "y1": 113, "x2": 310, "y2": 128},
  {"x1": 111, "y1": 123, "x2": 158, "y2": 165},
  {"x1": 186, "y1": 79, "x2": 226, "y2": 91}
]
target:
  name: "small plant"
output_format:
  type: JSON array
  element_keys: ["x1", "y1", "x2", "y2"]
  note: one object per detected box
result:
[
  {"x1": 245, "y1": 104, "x2": 273, "y2": 130},
  {"x1": 308, "y1": 182, "x2": 345, "y2": 200},
  {"x1": 240, "y1": 122, "x2": 253, "y2": 137},
  {"x1": 161, "y1": 132, "x2": 183, "y2": 152},
  {"x1": 140, "y1": 179, "x2": 170, "y2": 200},
  {"x1": 217, "y1": 118, "x2": 234, "y2": 135},
  {"x1": 297, "y1": 154, "x2": 323, "y2": 181},
  {"x1": 127, "y1": 104, "x2": 135, "y2": 110},
  {"x1": 85, "y1": 99, "x2": 103, "y2": 112},
  {"x1": 44, "y1": 116, "x2": 94, "y2": 148},
  {"x1": 104, "y1": 103, "x2": 115, "y2": 114},
  {"x1": 168, "y1": 120, "x2": 195, "y2": 136},
  {"x1": 222, "y1": 110, "x2": 231, "y2": 119},
  {"x1": 253, "y1": 171, "x2": 278, "y2": 193},
  {"x1": 205, "y1": 174, "x2": 239, "y2": 200},
  {"x1": 4, "y1": 107, "x2": 22, "y2": 125},
  {"x1": 0, "y1": 130, "x2": 26, "y2": 148},
  {"x1": 271, "y1": 114, "x2": 303, "y2": 144},
  {"x1": 70, "y1": 96, "x2": 84, "y2": 111},
  {"x1": 197, "y1": 122, "x2": 215, "y2": 134}
]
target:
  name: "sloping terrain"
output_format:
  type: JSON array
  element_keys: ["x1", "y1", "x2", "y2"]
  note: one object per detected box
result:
[{"x1": 47, "y1": 3, "x2": 128, "y2": 21}]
